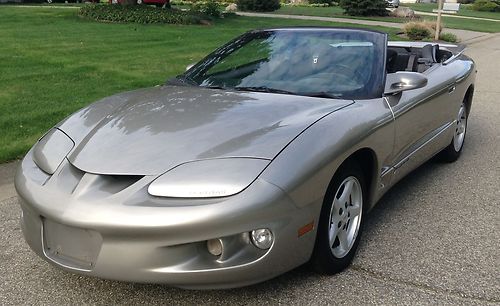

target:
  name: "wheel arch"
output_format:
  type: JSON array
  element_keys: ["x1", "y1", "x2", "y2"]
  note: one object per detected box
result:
[
  {"x1": 336, "y1": 147, "x2": 378, "y2": 211},
  {"x1": 463, "y1": 85, "x2": 474, "y2": 117},
  {"x1": 310, "y1": 147, "x2": 378, "y2": 271}
]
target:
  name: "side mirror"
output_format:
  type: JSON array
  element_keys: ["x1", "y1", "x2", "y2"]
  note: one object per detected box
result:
[
  {"x1": 186, "y1": 63, "x2": 196, "y2": 72},
  {"x1": 385, "y1": 72, "x2": 428, "y2": 95}
]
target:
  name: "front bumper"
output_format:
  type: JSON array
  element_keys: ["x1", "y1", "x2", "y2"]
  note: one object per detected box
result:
[{"x1": 15, "y1": 151, "x2": 319, "y2": 289}]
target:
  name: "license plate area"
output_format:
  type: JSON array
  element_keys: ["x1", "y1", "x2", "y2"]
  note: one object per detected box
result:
[{"x1": 42, "y1": 219, "x2": 102, "y2": 271}]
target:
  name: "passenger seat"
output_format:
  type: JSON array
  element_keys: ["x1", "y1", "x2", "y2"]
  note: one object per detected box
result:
[{"x1": 417, "y1": 44, "x2": 439, "y2": 73}]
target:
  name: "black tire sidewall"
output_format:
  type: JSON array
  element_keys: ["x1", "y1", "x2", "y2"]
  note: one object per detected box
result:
[
  {"x1": 439, "y1": 102, "x2": 468, "y2": 163},
  {"x1": 312, "y1": 161, "x2": 367, "y2": 274}
]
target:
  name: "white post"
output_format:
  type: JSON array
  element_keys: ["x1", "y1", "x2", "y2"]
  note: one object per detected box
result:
[{"x1": 435, "y1": 0, "x2": 444, "y2": 41}]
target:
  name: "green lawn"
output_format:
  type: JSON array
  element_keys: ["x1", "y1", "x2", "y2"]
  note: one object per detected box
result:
[
  {"x1": 403, "y1": 3, "x2": 500, "y2": 20},
  {"x1": 423, "y1": 15, "x2": 500, "y2": 33},
  {"x1": 275, "y1": 5, "x2": 406, "y2": 23},
  {"x1": 0, "y1": 6, "x2": 401, "y2": 163},
  {"x1": 274, "y1": 4, "x2": 500, "y2": 33}
]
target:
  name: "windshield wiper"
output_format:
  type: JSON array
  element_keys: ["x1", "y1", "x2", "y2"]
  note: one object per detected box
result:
[
  {"x1": 167, "y1": 75, "x2": 198, "y2": 86},
  {"x1": 301, "y1": 92, "x2": 344, "y2": 99},
  {"x1": 203, "y1": 85, "x2": 227, "y2": 90},
  {"x1": 234, "y1": 86, "x2": 296, "y2": 95}
]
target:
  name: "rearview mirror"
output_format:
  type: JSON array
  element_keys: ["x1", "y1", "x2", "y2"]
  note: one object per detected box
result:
[
  {"x1": 385, "y1": 72, "x2": 428, "y2": 95},
  {"x1": 186, "y1": 63, "x2": 196, "y2": 72}
]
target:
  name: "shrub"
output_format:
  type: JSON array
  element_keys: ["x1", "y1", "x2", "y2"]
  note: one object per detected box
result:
[
  {"x1": 191, "y1": 0, "x2": 222, "y2": 17},
  {"x1": 403, "y1": 21, "x2": 443, "y2": 40},
  {"x1": 236, "y1": 0, "x2": 280, "y2": 12},
  {"x1": 308, "y1": 0, "x2": 334, "y2": 5},
  {"x1": 422, "y1": 20, "x2": 442, "y2": 37},
  {"x1": 79, "y1": 5, "x2": 204, "y2": 24},
  {"x1": 440, "y1": 32, "x2": 458, "y2": 43},
  {"x1": 403, "y1": 22, "x2": 432, "y2": 40},
  {"x1": 339, "y1": 0, "x2": 388, "y2": 16},
  {"x1": 472, "y1": 0, "x2": 499, "y2": 11}
]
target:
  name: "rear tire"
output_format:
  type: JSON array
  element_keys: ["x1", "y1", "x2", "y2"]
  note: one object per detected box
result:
[
  {"x1": 438, "y1": 101, "x2": 468, "y2": 163},
  {"x1": 311, "y1": 161, "x2": 366, "y2": 274}
]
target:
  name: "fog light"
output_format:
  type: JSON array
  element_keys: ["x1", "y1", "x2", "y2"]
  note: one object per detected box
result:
[
  {"x1": 250, "y1": 229, "x2": 273, "y2": 249},
  {"x1": 207, "y1": 239, "x2": 223, "y2": 256}
]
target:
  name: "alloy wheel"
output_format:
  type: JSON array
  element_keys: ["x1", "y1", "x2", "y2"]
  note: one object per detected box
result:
[
  {"x1": 328, "y1": 176, "x2": 363, "y2": 258},
  {"x1": 454, "y1": 103, "x2": 467, "y2": 152}
]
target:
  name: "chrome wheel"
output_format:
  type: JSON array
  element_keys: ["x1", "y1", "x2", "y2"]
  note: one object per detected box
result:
[
  {"x1": 453, "y1": 103, "x2": 467, "y2": 152},
  {"x1": 328, "y1": 176, "x2": 363, "y2": 258}
]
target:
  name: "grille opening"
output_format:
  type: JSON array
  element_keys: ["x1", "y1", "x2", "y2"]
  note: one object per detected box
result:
[{"x1": 97, "y1": 174, "x2": 145, "y2": 194}]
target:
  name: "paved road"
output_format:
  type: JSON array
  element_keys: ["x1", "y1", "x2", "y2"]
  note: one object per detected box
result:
[
  {"x1": 1, "y1": 35, "x2": 499, "y2": 305},
  {"x1": 236, "y1": 12, "x2": 489, "y2": 43}
]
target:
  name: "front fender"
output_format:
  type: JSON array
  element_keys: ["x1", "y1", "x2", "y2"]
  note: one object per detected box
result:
[{"x1": 260, "y1": 98, "x2": 395, "y2": 211}]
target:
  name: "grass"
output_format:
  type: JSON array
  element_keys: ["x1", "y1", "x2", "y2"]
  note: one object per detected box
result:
[
  {"x1": 275, "y1": 5, "x2": 405, "y2": 23},
  {"x1": 274, "y1": 4, "x2": 500, "y2": 33},
  {"x1": 0, "y1": 6, "x2": 401, "y2": 163},
  {"x1": 425, "y1": 15, "x2": 500, "y2": 33},
  {"x1": 403, "y1": 3, "x2": 500, "y2": 20}
]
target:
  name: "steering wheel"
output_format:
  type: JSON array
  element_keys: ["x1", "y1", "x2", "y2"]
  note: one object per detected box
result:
[{"x1": 328, "y1": 63, "x2": 365, "y2": 84}]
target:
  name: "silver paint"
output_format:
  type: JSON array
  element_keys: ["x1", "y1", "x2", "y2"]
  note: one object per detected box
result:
[{"x1": 15, "y1": 34, "x2": 476, "y2": 289}]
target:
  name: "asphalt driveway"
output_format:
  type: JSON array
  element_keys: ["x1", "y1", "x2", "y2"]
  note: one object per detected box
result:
[{"x1": 0, "y1": 34, "x2": 499, "y2": 305}]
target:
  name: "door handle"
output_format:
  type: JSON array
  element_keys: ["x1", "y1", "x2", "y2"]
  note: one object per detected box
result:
[{"x1": 448, "y1": 85, "x2": 456, "y2": 94}]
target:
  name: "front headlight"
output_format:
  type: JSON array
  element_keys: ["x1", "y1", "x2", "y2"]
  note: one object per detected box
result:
[
  {"x1": 32, "y1": 128, "x2": 74, "y2": 175},
  {"x1": 148, "y1": 158, "x2": 270, "y2": 198}
]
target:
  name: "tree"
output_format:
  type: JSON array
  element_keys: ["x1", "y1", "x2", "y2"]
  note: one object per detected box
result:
[{"x1": 339, "y1": 0, "x2": 388, "y2": 16}]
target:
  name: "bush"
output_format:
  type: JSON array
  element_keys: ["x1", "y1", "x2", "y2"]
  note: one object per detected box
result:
[
  {"x1": 403, "y1": 22, "x2": 432, "y2": 40},
  {"x1": 339, "y1": 0, "x2": 388, "y2": 16},
  {"x1": 403, "y1": 21, "x2": 443, "y2": 40},
  {"x1": 472, "y1": 0, "x2": 499, "y2": 11},
  {"x1": 440, "y1": 32, "x2": 458, "y2": 43},
  {"x1": 236, "y1": 0, "x2": 280, "y2": 12},
  {"x1": 422, "y1": 20, "x2": 442, "y2": 37},
  {"x1": 191, "y1": 0, "x2": 222, "y2": 17},
  {"x1": 79, "y1": 5, "x2": 204, "y2": 24},
  {"x1": 308, "y1": 0, "x2": 334, "y2": 5}
]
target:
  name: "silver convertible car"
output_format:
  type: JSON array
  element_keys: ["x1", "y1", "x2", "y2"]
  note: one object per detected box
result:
[{"x1": 16, "y1": 28, "x2": 476, "y2": 289}]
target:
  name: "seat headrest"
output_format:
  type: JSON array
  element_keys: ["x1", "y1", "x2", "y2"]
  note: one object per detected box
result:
[
  {"x1": 387, "y1": 49, "x2": 398, "y2": 61},
  {"x1": 421, "y1": 44, "x2": 438, "y2": 63},
  {"x1": 386, "y1": 49, "x2": 398, "y2": 73}
]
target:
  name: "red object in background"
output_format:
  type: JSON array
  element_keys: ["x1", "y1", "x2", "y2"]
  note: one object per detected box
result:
[{"x1": 109, "y1": 0, "x2": 169, "y2": 6}]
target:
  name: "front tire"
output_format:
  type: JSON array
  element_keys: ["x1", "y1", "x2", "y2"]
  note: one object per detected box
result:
[
  {"x1": 438, "y1": 101, "x2": 468, "y2": 163},
  {"x1": 311, "y1": 161, "x2": 366, "y2": 274}
]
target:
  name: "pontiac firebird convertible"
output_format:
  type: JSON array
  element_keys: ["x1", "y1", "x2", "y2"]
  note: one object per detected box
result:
[{"x1": 15, "y1": 28, "x2": 476, "y2": 289}]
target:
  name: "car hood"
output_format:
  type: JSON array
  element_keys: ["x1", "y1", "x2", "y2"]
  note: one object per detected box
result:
[{"x1": 60, "y1": 85, "x2": 353, "y2": 175}]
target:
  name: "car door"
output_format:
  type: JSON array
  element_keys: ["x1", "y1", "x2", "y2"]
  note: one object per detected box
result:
[{"x1": 386, "y1": 65, "x2": 457, "y2": 184}]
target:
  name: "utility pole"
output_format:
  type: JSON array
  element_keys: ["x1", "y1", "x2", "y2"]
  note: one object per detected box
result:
[{"x1": 435, "y1": 0, "x2": 444, "y2": 41}]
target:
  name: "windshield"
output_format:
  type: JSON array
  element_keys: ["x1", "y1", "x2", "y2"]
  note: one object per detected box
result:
[{"x1": 181, "y1": 29, "x2": 387, "y2": 100}]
